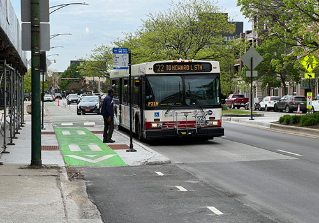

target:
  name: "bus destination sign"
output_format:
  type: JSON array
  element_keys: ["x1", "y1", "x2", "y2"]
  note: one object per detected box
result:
[{"x1": 153, "y1": 62, "x2": 212, "y2": 73}]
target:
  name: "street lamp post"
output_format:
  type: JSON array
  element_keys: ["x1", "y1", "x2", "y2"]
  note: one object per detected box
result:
[{"x1": 50, "y1": 2, "x2": 89, "y2": 14}]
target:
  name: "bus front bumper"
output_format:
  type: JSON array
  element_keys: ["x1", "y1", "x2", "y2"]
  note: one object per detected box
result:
[{"x1": 145, "y1": 127, "x2": 224, "y2": 139}]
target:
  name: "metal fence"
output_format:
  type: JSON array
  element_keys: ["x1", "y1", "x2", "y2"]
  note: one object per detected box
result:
[{"x1": 0, "y1": 59, "x2": 25, "y2": 153}]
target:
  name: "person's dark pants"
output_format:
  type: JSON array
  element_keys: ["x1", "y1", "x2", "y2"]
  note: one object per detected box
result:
[{"x1": 103, "y1": 116, "x2": 114, "y2": 142}]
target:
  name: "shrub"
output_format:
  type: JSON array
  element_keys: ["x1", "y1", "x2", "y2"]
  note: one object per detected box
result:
[
  {"x1": 222, "y1": 104, "x2": 228, "y2": 110},
  {"x1": 301, "y1": 118, "x2": 318, "y2": 126},
  {"x1": 279, "y1": 115, "x2": 292, "y2": 124},
  {"x1": 291, "y1": 115, "x2": 301, "y2": 124}
]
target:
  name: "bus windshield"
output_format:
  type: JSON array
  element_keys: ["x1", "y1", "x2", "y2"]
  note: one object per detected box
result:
[{"x1": 145, "y1": 74, "x2": 220, "y2": 107}]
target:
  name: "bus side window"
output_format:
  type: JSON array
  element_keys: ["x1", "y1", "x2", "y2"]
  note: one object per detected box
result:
[{"x1": 123, "y1": 79, "x2": 128, "y2": 104}]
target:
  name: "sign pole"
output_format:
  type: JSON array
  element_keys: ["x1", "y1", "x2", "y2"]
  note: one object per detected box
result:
[
  {"x1": 31, "y1": 0, "x2": 42, "y2": 166},
  {"x1": 127, "y1": 51, "x2": 136, "y2": 152},
  {"x1": 250, "y1": 57, "x2": 254, "y2": 120}
]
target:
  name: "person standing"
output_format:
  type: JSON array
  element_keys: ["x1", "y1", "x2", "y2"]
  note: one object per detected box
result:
[{"x1": 101, "y1": 89, "x2": 116, "y2": 143}]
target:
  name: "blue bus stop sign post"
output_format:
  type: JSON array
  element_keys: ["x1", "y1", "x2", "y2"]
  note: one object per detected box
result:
[{"x1": 112, "y1": 48, "x2": 136, "y2": 152}]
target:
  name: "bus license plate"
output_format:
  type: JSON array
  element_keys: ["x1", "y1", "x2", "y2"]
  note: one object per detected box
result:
[{"x1": 197, "y1": 116, "x2": 206, "y2": 125}]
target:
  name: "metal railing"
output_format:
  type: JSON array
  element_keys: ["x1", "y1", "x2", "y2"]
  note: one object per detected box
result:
[{"x1": 0, "y1": 59, "x2": 25, "y2": 154}]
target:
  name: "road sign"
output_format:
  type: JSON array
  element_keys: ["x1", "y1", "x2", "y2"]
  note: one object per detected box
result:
[
  {"x1": 305, "y1": 73, "x2": 315, "y2": 79},
  {"x1": 307, "y1": 92, "x2": 313, "y2": 109},
  {"x1": 300, "y1": 55, "x2": 318, "y2": 72},
  {"x1": 113, "y1": 48, "x2": 129, "y2": 69},
  {"x1": 240, "y1": 47, "x2": 263, "y2": 70}
]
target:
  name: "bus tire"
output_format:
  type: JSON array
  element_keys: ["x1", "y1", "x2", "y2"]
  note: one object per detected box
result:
[{"x1": 135, "y1": 118, "x2": 144, "y2": 142}]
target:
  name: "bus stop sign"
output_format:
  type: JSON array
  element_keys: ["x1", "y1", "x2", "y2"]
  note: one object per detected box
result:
[{"x1": 113, "y1": 48, "x2": 129, "y2": 69}]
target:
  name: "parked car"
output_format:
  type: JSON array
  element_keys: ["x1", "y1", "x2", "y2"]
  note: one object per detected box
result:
[
  {"x1": 314, "y1": 94, "x2": 319, "y2": 100},
  {"x1": 55, "y1": 93, "x2": 62, "y2": 99},
  {"x1": 225, "y1": 94, "x2": 249, "y2": 109},
  {"x1": 43, "y1": 94, "x2": 53, "y2": 102},
  {"x1": 259, "y1": 96, "x2": 281, "y2": 111},
  {"x1": 311, "y1": 99, "x2": 319, "y2": 112},
  {"x1": 274, "y1": 95, "x2": 307, "y2": 113},
  {"x1": 67, "y1": 94, "x2": 80, "y2": 105},
  {"x1": 77, "y1": 96, "x2": 101, "y2": 115},
  {"x1": 244, "y1": 98, "x2": 262, "y2": 110}
]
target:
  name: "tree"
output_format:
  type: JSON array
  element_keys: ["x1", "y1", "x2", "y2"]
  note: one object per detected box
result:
[
  {"x1": 59, "y1": 63, "x2": 83, "y2": 91},
  {"x1": 239, "y1": 37, "x2": 303, "y2": 95},
  {"x1": 80, "y1": 44, "x2": 113, "y2": 78},
  {"x1": 237, "y1": 0, "x2": 319, "y2": 55},
  {"x1": 111, "y1": 0, "x2": 240, "y2": 93}
]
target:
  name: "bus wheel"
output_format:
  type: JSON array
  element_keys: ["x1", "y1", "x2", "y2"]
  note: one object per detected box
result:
[{"x1": 135, "y1": 120, "x2": 144, "y2": 142}]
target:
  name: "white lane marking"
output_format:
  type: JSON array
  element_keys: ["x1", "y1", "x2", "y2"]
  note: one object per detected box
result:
[
  {"x1": 66, "y1": 154, "x2": 116, "y2": 163},
  {"x1": 84, "y1": 122, "x2": 95, "y2": 125},
  {"x1": 277, "y1": 149, "x2": 303, "y2": 157},
  {"x1": 155, "y1": 171, "x2": 164, "y2": 176},
  {"x1": 69, "y1": 144, "x2": 81, "y2": 151},
  {"x1": 176, "y1": 186, "x2": 188, "y2": 191},
  {"x1": 207, "y1": 206, "x2": 223, "y2": 215},
  {"x1": 85, "y1": 155, "x2": 97, "y2": 157},
  {"x1": 61, "y1": 123, "x2": 73, "y2": 126},
  {"x1": 88, "y1": 144, "x2": 102, "y2": 151},
  {"x1": 77, "y1": 130, "x2": 86, "y2": 135},
  {"x1": 62, "y1": 131, "x2": 71, "y2": 135}
]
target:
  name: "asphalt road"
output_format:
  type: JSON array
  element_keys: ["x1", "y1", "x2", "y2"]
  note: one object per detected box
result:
[{"x1": 50, "y1": 102, "x2": 319, "y2": 222}]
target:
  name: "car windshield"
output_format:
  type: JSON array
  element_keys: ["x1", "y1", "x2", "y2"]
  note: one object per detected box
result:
[
  {"x1": 82, "y1": 97, "x2": 99, "y2": 102},
  {"x1": 233, "y1": 95, "x2": 244, "y2": 98},
  {"x1": 45, "y1": 95, "x2": 51, "y2": 97},
  {"x1": 69, "y1": 95, "x2": 78, "y2": 99},
  {"x1": 294, "y1": 97, "x2": 306, "y2": 101},
  {"x1": 145, "y1": 74, "x2": 220, "y2": 107}
]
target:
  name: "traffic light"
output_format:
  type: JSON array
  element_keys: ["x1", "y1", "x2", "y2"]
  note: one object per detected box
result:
[
  {"x1": 84, "y1": 78, "x2": 86, "y2": 83},
  {"x1": 67, "y1": 78, "x2": 69, "y2": 82}
]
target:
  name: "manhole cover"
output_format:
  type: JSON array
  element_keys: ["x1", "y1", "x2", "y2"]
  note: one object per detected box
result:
[
  {"x1": 41, "y1": 146, "x2": 59, "y2": 151},
  {"x1": 108, "y1": 144, "x2": 130, "y2": 150}
]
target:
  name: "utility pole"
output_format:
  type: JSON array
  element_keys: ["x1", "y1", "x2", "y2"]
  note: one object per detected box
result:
[{"x1": 31, "y1": 0, "x2": 42, "y2": 166}]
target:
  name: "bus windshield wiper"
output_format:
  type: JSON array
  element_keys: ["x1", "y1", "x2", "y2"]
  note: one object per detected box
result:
[{"x1": 164, "y1": 83, "x2": 182, "y2": 115}]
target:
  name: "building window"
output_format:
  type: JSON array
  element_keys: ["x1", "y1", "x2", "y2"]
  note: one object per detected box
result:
[{"x1": 273, "y1": 88, "x2": 279, "y2": 96}]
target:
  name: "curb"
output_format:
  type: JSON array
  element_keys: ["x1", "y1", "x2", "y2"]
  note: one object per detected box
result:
[{"x1": 270, "y1": 123, "x2": 319, "y2": 135}]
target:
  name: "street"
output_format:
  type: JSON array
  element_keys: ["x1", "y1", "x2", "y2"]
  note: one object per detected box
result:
[{"x1": 49, "y1": 101, "x2": 319, "y2": 223}]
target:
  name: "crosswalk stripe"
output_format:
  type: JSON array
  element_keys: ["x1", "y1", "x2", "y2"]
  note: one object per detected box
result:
[
  {"x1": 61, "y1": 123, "x2": 73, "y2": 126},
  {"x1": 69, "y1": 144, "x2": 81, "y2": 151},
  {"x1": 84, "y1": 122, "x2": 95, "y2": 125},
  {"x1": 62, "y1": 131, "x2": 71, "y2": 135},
  {"x1": 88, "y1": 144, "x2": 102, "y2": 151},
  {"x1": 77, "y1": 130, "x2": 86, "y2": 135}
]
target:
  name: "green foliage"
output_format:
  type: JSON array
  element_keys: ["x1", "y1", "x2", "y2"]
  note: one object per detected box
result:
[
  {"x1": 59, "y1": 63, "x2": 84, "y2": 91},
  {"x1": 222, "y1": 104, "x2": 228, "y2": 110},
  {"x1": 279, "y1": 113, "x2": 319, "y2": 126},
  {"x1": 80, "y1": 44, "x2": 113, "y2": 79},
  {"x1": 237, "y1": 0, "x2": 319, "y2": 55}
]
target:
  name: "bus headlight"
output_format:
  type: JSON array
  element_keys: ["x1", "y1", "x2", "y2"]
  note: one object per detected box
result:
[
  {"x1": 151, "y1": 123, "x2": 163, "y2": 128},
  {"x1": 206, "y1": 120, "x2": 219, "y2": 126}
]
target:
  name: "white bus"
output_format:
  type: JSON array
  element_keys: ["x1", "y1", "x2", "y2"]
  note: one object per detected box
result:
[{"x1": 110, "y1": 59, "x2": 224, "y2": 141}]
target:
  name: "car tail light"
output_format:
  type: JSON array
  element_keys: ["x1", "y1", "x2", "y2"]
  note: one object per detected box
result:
[{"x1": 291, "y1": 101, "x2": 295, "y2": 104}]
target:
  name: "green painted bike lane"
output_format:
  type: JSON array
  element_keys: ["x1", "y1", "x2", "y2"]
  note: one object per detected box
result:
[{"x1": 55, "y1": 127, "x2": 126, "y2": 167}]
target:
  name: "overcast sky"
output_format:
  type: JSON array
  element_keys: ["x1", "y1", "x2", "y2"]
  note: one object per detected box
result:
[{"x1": 11, "y1": 0, "x2": 251, "y2": 72}]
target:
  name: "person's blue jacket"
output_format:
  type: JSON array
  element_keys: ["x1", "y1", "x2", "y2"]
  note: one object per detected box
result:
[{"x1": 101, "y1": 95, "x2": 114, "y2": 117}]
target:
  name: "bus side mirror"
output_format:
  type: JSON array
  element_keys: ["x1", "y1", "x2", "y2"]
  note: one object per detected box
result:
[{"x1": 111, "y1": 80, "x2": 116, "y2": 87}]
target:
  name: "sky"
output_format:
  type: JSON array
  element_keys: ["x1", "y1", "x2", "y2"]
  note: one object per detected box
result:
[{"x1": 11, "y1": 0, "x2": 251, "y2": 72}]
